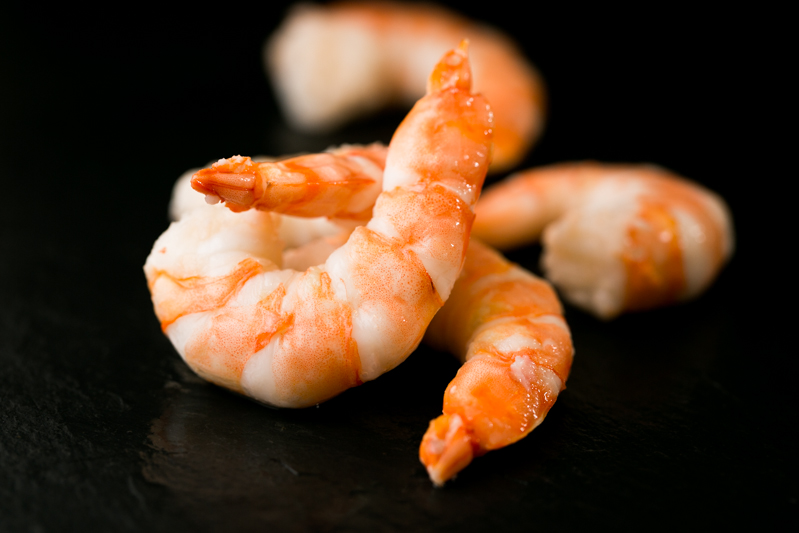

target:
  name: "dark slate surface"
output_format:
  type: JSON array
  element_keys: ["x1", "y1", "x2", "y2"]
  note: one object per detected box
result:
[{"x1": 1, "y1": 2, "x2": 793, "y2": 531}]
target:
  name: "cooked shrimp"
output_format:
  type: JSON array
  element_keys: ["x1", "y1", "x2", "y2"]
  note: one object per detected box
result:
[
  {"x1": 420, "y1": 238, "x2": 573, "y2": 486},
  {"x1": 167, "y1": 136, "x2": 575, "y2": 486},
  {"x1": 144, "y1": 41, "x2": 493, "y2": 408},
  {"x1": 183, "y1": 157, "x2": 573, "y2": 485},
  {"x1": 266, "y1": 0, "x2": 545, "y2": 173},
  {"x1": 169, "y1": 164, "x2": 571, "y2": 486},
  {"x1": 472, "y1": 162, "x2": 735, "y2": 319}
]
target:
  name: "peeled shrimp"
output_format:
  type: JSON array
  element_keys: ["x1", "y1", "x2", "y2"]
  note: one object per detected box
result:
[
  {"x1": 472, "y1": 162, "x2": 735, "y2": 319},
  {"x1": 144, "y1": 41, "x2": 493, "y2": 408},
  {"x1": 266, "y1": 0, "x2": 545, "y2": 173},
  {"x1": 420, "y1": 238, "x2": 573, "y2": 486},
  {"x1": 177, "y1": 149, "x2": 573, "y2": 486},
  {"x1": 174, "y1": 171, "x2": 572, "y2": 487}
]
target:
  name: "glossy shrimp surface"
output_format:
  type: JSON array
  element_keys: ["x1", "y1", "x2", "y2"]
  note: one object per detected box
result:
[
  {"x1": 144, "y1": 43, "x2": 492, "y2": 408},
  {"x1": 177, "y1": 157, "x2": 574, "y2": 486},
  {"x1": 266, "y1": 0, "x2": 545, "y2": 173},
  {"x1": 473, "y1": 162, "x2": 735, "y2": 319},
  {"x1": 420, "y1": 239, "x2": 573, "y2": 486}
]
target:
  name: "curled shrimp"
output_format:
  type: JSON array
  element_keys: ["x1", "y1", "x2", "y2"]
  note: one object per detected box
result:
[
  {"x1": 420, "y1": 238, "x2": 573, "y2": 486},
  {"x1": 144, "y1": 41, "x2": 493, "y2": 408},
  {"x1": 472, "y1": 162, "x2": 735, "y2": 319},
  {"x1": 266, "y1": 0, "x2": 545, "y2": 173},
  {"x1": 173, "y1": 149, "x2": 573, "y2": 487},
  {"x1": 172, "y1": 176, "x2": 573, "y2": 488}
]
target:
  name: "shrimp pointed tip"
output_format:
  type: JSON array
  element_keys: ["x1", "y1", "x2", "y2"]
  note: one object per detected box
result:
[
  {"x1": 427, "y1": 40, "x2": 472, "y2": 94},
  {"x1": 419, "y1": 413, "x2": 475, "y2": 487},
  {"x1": 190, "y1": 156, "x2": 259, "y2": 211}
]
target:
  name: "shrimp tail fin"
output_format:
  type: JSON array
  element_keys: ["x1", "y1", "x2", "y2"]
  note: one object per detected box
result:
[
  {"x1": 191, "y1": 155, "x2": 260, "y2": 212},
  {"x1": 419, "y1": 413, "x2": 476, "y2": 487},
  {"x1": 428, "y1": 40, "x2": 472, "y2": 93},
  {"x1": 192, "y1": 147, "x2": 387, "y2": 218}
]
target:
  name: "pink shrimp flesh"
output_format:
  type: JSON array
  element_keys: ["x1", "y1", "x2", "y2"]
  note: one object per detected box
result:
[
  {"x1": 143, "y1": 41, "x2": 493, "y2": 408},
  {"x1": 472, "y1": 162, "x2": 735, "y2": 319}
]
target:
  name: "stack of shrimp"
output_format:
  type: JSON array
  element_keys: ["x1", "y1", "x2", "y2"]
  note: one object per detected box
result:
[
  {"x1": 166, "y1": 144, "x2": 578, "y2": 486},
  {"x1": 146, "y1": 2, "x2": 735, "y2": 488}
]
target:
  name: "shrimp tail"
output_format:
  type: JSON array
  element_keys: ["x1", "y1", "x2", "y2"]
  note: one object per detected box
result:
[
  {"x1": 420, "y1": 240, "x2": 573, "y2": 486},
  {"x1": 191, "y1": 144, "x2": 387, "y2": 219},
  {"x1": 429, "y1": 40, "x2": 472, "y2": 93},
  {"x1": 420, "y1": 413, "x2": 475, "y2": 487},
  {"x1": 191, "y1": 155, "x2": 261, "y2": 211}
]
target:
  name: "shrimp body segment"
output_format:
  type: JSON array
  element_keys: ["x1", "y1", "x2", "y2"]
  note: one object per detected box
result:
[
  {"x1": 420, "y1": 239, "x2": 574, "y2": 486},
  {"x1": 266, "y1": 0, "x2": 544, "y2": 173},
  {"x1": 472, "y1": 162, "x2": 735, "y2": 319},
  {"x1": 144, "y1": 43, "x2": 493, "y2": 408}
]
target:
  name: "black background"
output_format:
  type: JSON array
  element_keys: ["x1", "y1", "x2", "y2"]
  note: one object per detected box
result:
[{"x1": 1, "y1": 2, "x2": 794, "y2": 531}]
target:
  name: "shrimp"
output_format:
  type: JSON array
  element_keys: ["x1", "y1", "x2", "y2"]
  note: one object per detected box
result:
[
  {"x1": 176, "y1": 150, "x2": 573, "y2": 487},
  {"x1": 265, "y1": 0, "x2": 545, "y2": 173},
  {"x1": 144, "y1": 41, "x2": 493, "y2": 408},
  {"x1": 420, "y1": 238, "x2": 573, "y2": 486},
  {"x1": 173, "y1": 175, "x2": 572, "y2": 487},
  {"x1": 472, "y1": 162, "x2": 735, "y2": 319}
]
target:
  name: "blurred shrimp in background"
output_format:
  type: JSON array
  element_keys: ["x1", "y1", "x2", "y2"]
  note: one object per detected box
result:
[{"x1": 265, "y1": 0, "x2": 546, "y2": 173}]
